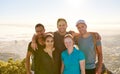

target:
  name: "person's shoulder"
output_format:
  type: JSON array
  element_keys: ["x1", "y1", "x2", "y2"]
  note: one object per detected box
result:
[
  {"x1": 78, "y1": 50, "x2": 84, "y2": 53},
  {"x1": 53, "y1": 31, "x2": 59, "y2": 36},
  {"x1": 61, "y1": 49, "x2": 67, "y2": 55},
  {"x1": 89, "y1": 32, "x2": 101, "y2": 41},
  {"x1": 28, "y1": 41, "x2": 32, "y2": 46},
  {"x1": 53, "y1": 31, "x2": 58, "y2": 34},
  {"x1": 46, "y1": 32, "x2": 54, "y2": 34},
  {"x1": 27, "y1": 41, "x2": 35, "y2": 53},
  {"x1": 75, "y1": 48, "x2": 84, "y2": 54},
  {"x1": 74, "y1": 48, "x2": 81, "y2": 53}
]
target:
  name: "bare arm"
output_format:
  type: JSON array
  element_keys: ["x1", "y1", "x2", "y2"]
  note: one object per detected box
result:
[
  {"x1": 69, "y1": 30, "x2": 80, "y2": 37},
  {"x1": 80, "y1": 60, "x2": 85, "y2": 74},
  {"x1": 31, "y1": 34, "x2": 38, "y2": 50},
  {"x1": 90, "y1": 32, "x2": 101, "y2": 41},
  {"x1": 61, "y1": 61, "x2": 64, "y2": 74},
  {"x1": 96, "y1": 45, "x2": 103, "y2": 74},
  {"x1": 95, "y1": 32, "x2": 101, "y2": 41},
  {"x1": 25, "y1": 51, "x2": 32, "y2": 74}
]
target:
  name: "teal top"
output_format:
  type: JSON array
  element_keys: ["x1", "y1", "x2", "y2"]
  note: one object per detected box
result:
[
  {"x1": 61, "y1": 47, "x2": 85, "y2": 74},
  {"x1": 78, "y1": 34, "x2": 101, "y2": 69}
]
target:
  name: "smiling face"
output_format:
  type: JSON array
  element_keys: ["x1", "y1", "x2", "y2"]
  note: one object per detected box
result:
[
  {"x1": 35, "y1": 26, "x2": 45, "y2": 38},
  {"x1": 45, "y1": 35, "x2": 54, "y2": 48},
  {"x1": 64, "y1": 36, "x2": 74, "y2": 49},
  {"x1": 76, "y1": 23, "x2": 87, "y2": 35},
  {"x1": 57, "y1": 19, "x2": 67, "y2": 34}
]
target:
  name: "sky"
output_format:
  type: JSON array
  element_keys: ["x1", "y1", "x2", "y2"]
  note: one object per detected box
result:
[{"x1": 0, "y1": 0, "x2": 120, "y2": 26}]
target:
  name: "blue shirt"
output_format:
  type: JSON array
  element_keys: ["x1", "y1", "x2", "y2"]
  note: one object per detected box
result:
[
  {"x1": 61, "y1": 47, "x2": 85, "y2": 74},
  {"x1": 78, "y1": 34, "x2": 101, "y2": 69}
]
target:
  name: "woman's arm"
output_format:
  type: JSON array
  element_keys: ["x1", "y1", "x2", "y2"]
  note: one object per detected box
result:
[
  {"x1": 31, "y1": 34, "x2": 38, "y2": 50},
  {"x1": 80, "y1": 60, "x2": 85, "y2": 74},
  {"x1": 61, "y1": 61, "x2": 64, "y2": 74}
]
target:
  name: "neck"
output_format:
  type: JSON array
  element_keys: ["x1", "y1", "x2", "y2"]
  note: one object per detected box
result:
[
  {"x1": 38, "y1": 38, "x2": 44, "y2": 45},
  {"x1": 58, "y1": 31, "x2": 66, "y2": 36},
  {"x1": 38, "y1": 37, "x2": 42, "y2": 41},
  {"x1": 67, "y1": 47, "x2": 73, "y2": 54},
  {"x1": 44, "y1": 47, "x2": 54, "y2": 58},
  {"x1": 45, "y1": 46, "x2": 54, "y2": 51},
  {"x1": 81, "y1": 32, "x2": 90, "y2": 38}
]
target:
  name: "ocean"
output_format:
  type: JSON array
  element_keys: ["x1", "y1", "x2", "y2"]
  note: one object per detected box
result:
[
  {"x1": 0, "y1": 24, "x2": 120, "y2": 74},
  {"x1": 0, "y1": 24, "x2": 120, "y2": 41}
]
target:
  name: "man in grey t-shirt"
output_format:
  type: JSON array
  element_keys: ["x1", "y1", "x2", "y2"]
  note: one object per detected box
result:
[{"x1": 75, "y1": 19, "x2": 103, "y2": 74}]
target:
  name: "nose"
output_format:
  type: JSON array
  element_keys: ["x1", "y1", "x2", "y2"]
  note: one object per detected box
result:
[{"x1": 37, "y1": 32, "x2": 41, "y2": 34}]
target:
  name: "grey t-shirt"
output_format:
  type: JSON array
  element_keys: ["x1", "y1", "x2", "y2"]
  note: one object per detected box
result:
[{"x1": 77, "y1": 34, "x2": 101, "y2": 69}]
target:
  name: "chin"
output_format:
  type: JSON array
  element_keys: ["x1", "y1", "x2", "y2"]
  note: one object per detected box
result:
[{"x1": 60, "y1": 30, "x2": 65, "y2": 33}]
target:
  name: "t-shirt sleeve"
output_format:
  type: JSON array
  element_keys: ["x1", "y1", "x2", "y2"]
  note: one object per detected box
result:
[
  {"x1": 27, "y1": 42, "x2": 34, "y2": 53},
  {"x1": 61, "y1": 52, "x2": 64, "y2": 61},
  {"x1": 78, "y1": 51, "x2": 85, "y2": 61},
  {"x1": 96, "y1": 40, "x2": 101, "y2": 46}
]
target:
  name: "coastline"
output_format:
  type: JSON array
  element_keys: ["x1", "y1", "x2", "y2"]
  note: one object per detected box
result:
[{"x1": 0, "y1": 34, "x2": 120, "y2": 73}]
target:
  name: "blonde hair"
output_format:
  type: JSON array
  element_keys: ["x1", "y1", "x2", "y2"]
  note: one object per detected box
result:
[{"x1": 64, "y1": 34, "x2": 73, "y2": 40}]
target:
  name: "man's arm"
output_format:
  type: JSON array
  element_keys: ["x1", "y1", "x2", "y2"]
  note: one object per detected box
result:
[
  {"x1": 25, "y1": 51, "x2": 32, "y2": 74},
  {"x1": 90, "y1": 32, "x2": 101, "y2": 41},
  {"x1": 96, "y1": 45, "x2": 103, "y2": 74},
  {"x1": 69, "y1": 30, "x2": 80, "y2": 37},
  {"x1": 31, "y1": 34, "x2": 38, "y2": 50},
  {"x1": 95, "y1": 32, "x2": 101, "y2": 41}
]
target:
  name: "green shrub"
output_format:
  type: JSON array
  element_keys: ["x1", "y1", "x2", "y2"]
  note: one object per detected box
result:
[{"x1": 0, "y1": 58, "x2": 26, "y2": 74}]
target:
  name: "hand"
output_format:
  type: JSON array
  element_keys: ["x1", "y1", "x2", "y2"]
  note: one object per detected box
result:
[
  {"x1": 31, "y1": 42, "x2": 38, "y2": 51},
  {"x1": 95, "y1": 33, "x2": 101, "y2": 41},
  {"x1": 27, "y1": 71, "x2": 32, "y2": 74}
]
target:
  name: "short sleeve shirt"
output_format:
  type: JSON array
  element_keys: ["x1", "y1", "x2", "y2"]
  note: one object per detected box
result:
[
  {"x1": 34, "y1": 49, "x2": 60, "y2": 74},
  {"x1": 27, "y1": 41, "x2": 45, "y2": 71},
  {"x1": 54, "y1": 31, "x2": 70, "y2": 53},
  {"x1": 61, "y1": 47, "x2": 85, "y2": 74},
  {"x1": 27, "y1": 42, "x2": 35, "y2": 70},
  {"x1": 78, "y1": 34, "x2": 101, "y2": 69}
]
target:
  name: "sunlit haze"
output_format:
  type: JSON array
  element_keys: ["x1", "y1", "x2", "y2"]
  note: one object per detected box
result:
[{"x1": 0, "y1": 0, "x2": 120, "y2": 40}]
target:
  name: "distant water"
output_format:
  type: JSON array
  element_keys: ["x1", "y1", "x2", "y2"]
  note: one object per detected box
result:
[
  {"x1": 0, "y1": 24, "x2": 34, "y2": 41},
  {"x1": 0, "y1": 24, "x2": 120, "y2": 41}
]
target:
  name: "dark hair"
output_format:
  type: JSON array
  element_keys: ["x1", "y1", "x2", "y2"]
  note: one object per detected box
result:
[
  {"x1": 57, "y1": 18, "x2": 67, "y2": 25},
  {"x1": 35, "y1": 23, "x2": 45, "y2": 29}
]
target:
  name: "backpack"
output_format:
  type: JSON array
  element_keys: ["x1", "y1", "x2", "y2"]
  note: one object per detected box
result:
[{"x1": 91, "y1": 32, "x2": 113, "y2": 74}]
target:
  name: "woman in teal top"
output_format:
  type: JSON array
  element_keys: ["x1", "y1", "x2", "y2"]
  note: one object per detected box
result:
[{"x1": 61, "y1": 34, "x2": 85, "y2": 74}]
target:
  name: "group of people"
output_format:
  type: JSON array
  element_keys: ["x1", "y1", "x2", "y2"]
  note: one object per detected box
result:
[{"x1": 25, "y1": 18, "x2": 103, "y2": 74}]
